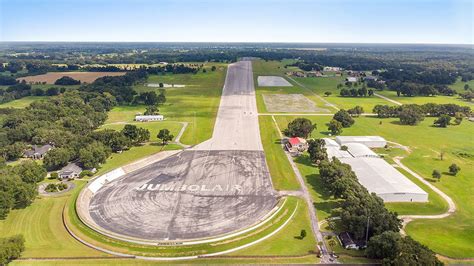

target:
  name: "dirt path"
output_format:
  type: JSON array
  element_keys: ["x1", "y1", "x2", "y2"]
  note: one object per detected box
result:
[
  {"x1": 392, "y1": 156, "x2": 456, "y2": 232},
  {"x1": 271, "y1": 115, "x2": 334, "y2": 264},
  {"x1": 374, "y1": 93, "x2": 402, "y2": 106},
  {"x1": 173, "y1": 122, "x2": 190, "y2": 148}
]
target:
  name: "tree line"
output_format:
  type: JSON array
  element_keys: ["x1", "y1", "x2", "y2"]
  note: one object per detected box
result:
[{"x1": 308, "y1": 141, "x2": 442, "y2": 265}]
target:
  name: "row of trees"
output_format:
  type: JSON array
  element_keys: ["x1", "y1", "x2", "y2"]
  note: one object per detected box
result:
[
  {"x1": 0, "y1": 161, "x2": 46, "y2": 219},
  {"x1": 387, "y1": 81, "x2": 457, "y2": 97},
  {"x1": 340, "y1": 87, "x2": 374, "y2": 97},
  {"x1": 373, "y1": 103, "x2": 471, "y2": 125},
  {"x1": 308, "y1": 142, "x2": 441, "y2": 264}
]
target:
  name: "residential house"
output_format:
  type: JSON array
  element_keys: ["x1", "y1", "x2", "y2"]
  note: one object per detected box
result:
[
  {"x1": 24, "y1": 144, "x2": 53, "y2": 159},
  {"x1": 338, "y1": 232, "x2": 359, "y2": 250},
  {"x1": 285, "y1": 137, "x2": 308, "y2": 154},
  {"x1": 58, "y1": 163, "x2": 83, "y2": 180},
  {"x1": 346, "y1": 77, "x2": 358, "y2": 83}
]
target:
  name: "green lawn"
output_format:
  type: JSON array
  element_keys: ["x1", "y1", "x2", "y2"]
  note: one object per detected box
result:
[
  {"x1": 132, "y1": 64, "x2": 226, "y2": 145},
  {"x1": 0, "y1": 96, "x2": 48, "y2": 108},
  {"x1": 100, "y1": 121, "x2": 183, "y2": 143},
  {"x1": 258, "y1": 116, "x2": 300, "y2": 191},
  {"x1": 104, "y1": 105, "x2": 146, "y2": 124},
  {"x1": 95, "y1": 144, "x2": 181, "y2": 176},
  {"x1": 274, "y1": 115, "x2": 474, "y2": 258},
  {"x1": 0, "y1": 183, "x2": 108, "y2": 258},
  {"x1": 449, "y1": 77, "x2": 474, "y2": 93},
  {"x1": 295, "y1": 77, "x2": 397, "y2": 112},
  {"x1": 377, "y1": 90, "x2": 473, "y2": 107}
]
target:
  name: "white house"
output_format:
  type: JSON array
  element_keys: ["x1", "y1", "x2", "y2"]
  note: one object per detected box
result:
[
  {"x1": 58, "y1": 163, "x2": 83, "y2": 180},
  {"x1": 135, "y1": 115, "x2": 164, "y2": 122},
  {"x1": 346, "y1": 77, "x2": 358, "y2": 83}
]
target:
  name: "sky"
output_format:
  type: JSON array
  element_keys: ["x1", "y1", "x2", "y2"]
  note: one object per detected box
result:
[{"x1": 0, "y1": 0, "x2": 472, "y2": 44}]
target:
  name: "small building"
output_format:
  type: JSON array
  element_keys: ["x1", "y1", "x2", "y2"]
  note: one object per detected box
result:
[
  {"x1": 135, "y1": 115, "x2": 164, "y2": 122},
  {"x1": 346, "y1": 77, "x2": 358, "y2": 83},
  {"x1": 338, "y1": 232, "x2": 359, "y2": 250},
  {"x1": 285, "y1": 137, "x2": 308, "y2": 153},
  {"x1": 58, "y1": 163, "x2": 83, "y2": 180},
  {"x1": 335, "y1": 136, "x2": 387, "y2": 148},
  {"x1": 286, "y1": 71, "x2": 306, "y2": 77},
  {"x1": 306, "y1": 71, "x2": 323, "y2": 77},
  {"x1": 323, "y1": 66, "x2": 342, "y2": 72},
  {"x1": 364, "y1": 76, "x2": 378, "y2": 81},
  {"x1": 24, "y1": 144, "x2": 53, "y2": 159}
]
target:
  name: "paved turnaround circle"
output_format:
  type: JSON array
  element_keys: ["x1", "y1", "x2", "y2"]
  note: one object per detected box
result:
[{"x1": 87, "y1": 61, "x2": 278, "y2": 241}]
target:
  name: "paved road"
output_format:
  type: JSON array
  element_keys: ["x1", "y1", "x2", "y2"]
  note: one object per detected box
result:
[
  {"x1": 270, "y1": 115, "x2": 333, "y2": 264},
  {"x1": 85, "y1": 61, "x2": 277, "y2": 242},
  {"x1": 374, "y1": 93, "x2": 403, "y2": 106},
  {"x1": 194, "y1": 61, "x2": 262, "y2": 151}
]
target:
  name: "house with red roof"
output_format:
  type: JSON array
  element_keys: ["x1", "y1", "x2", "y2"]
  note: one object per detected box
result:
[{"x1": 285, "y1": 137, "x2": 308, "y2": 154}]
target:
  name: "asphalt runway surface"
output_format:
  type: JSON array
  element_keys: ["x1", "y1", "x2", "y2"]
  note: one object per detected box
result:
[{"x1": 88, "y1": 61, "x2": 278, "y2": 241}]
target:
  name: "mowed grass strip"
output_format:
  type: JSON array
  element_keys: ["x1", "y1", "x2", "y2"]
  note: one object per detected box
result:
[
  {"x1": 258, "y1": 116, "x2": 300, "y2": 191},
  {"x1": 275, "y1": 115, "x2": 474, "y2": 258},
  {"x1": 0, "y1": 96, "x2": 47, "y2": 108},
  {"x1": 0, "y1": 184, "x2": 107, "y2": 258}
]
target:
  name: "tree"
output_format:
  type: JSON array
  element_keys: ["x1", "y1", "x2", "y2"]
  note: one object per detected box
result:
[
  {"x1": 333, "y1": 110, "x2": 355, "y2": 128},
  {"x1": 157, "y1": 129, "x2": 174, "y2": 145},
  {"x1": 448, "y1": 163, "x2": 460, "y2": 176},
  {"x1": 324, "y1": 91, "x2": 332, "y2": 97},
  {"x1": 433, "y1": 114, "x2": 451, "y2": 127},
  {"x1": 79, "y1": 142, "x2": 110, "y2": 169},
  {"x1": 366, "y1": 231, "x2": 401, "y2": 260},
  {"x1": 45, "y1": 87, "x2": 60, "y2": 96},
  {"x1": 13, "y1": 182, "x2": 37, "y2": 208},
  {"x1": 300, "y1": 229, "x2": 307, "y2": 239},
  {"x1": 0, "y1": 191, "x2": 14, "y2": 219},
  {"x1": 307, "y1": 139, "x2": 328, "y2": 164},
  {"x1": 464, "y1": 84, "x2": 470, "y2": 90},
  {"x1": 43, "y1": 148, "x2": 71, "y2": 171},
  {"x1": 432, "y1": 170, "x2": 441, "y2": 181},
  {"x1": 54, "y1": 76, "x2": 80, "y2": 85},
  {"x1": 121, "y1": 124, "x2": 150, "y2": 145},
  {"x1": 283, "y1": 118, "x2": 316, "y2": 138},
  {"x1": 453, "y1": 112, "x2": 463, "y2": 125},
  {"x1": 391, "y1": 236, "x2": 442, "y2": 266},
  {"x1": 144, "y1": 105, "x2": 158, "y2": 115},
  {"x1": 347, "y1": 106, "x2": 364, "y2": 117},
  {"x1": 14, "y1": 161, "x2": 47, "y2": 184},
  {"x1": 0, "y1": 235, "x2": 25, "y2": 265},
  {"x1": 399, "y1": 108, "x2": 424, "y2": 126},
  {"x1": 211, "y1": 66, "x2": 217, "y2": 71},
  {"x1": 159, "y1": 82, "x2": 164, "y2": 88},
  {"x1": 328, "y1": 119, "x2": 343, "y2": 135}
]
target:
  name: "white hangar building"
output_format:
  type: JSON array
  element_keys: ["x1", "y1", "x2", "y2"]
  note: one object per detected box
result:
[
  {"x1": 335, "y1": 136, "x2": 387, "y2": 148},
  {"x1": 323, "y1": 137, "x2": 428, "y2": 202}
]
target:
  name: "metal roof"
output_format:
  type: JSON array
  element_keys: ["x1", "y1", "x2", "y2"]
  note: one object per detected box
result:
[
  {"x1": 336, "y1": 136, "x2": 386, "y2": 143},
  {"x1": 345, "y1": 143, "x2": 379, "y2": 158},
  {"x1": 339, "y1": 157, "x2": 427, "y2": 196}
]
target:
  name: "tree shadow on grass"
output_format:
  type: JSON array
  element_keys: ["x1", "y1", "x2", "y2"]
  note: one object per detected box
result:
[{"x1": 293, "y1": 154, "x2": 341, "y2": 216}]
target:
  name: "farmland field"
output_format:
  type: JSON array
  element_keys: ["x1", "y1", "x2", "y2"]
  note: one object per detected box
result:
[
  {"x1": 274, "y1": 115, "x2": 474, "y2": 258},
  {"x1": 377, "y1": 90, "x2": 473, "y2": 107},
  {"x1": 17, "y1": 72, "x2": 126, "y2": 84},
  {"x1": 0, "y1": 96, "x2": 47, "y2": 108}
]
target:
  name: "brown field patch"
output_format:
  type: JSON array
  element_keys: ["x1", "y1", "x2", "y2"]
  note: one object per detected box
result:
[{"x1": 17, "y1": 72, "x2": 126, "y2": 84}]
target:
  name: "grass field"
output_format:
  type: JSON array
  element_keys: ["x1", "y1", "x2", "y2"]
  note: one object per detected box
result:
[
  {"x1": 0, "y1": 96, "x2": 47, "y2": 108},
  {"x1": 252, "y1": 60, "x2": 332, "y2": 113},
  {"x1": 294, "y1": 77, "x2": 397, "y2": 112},
  {"x1": 132, "y1": 64, "x2": 227, "y2": 145},
  {"x1": 449, "y1": 77, "x2": 474, "y2": 93},
  {"x1": 274, "y1": 115, "x2": 474, "y2": 258},
  {"x1": 377, "y1": 90, "x2": 473, "y2": 107},
  {"x1": 100, "y1": 121, "x2": 183, "y2": 143},
  {"x1": 0, "y1": 183, "x2": 108, "y2": 258},
  {"x1": 258, "y1": 116, "x2": 300, "y2": 191}
]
